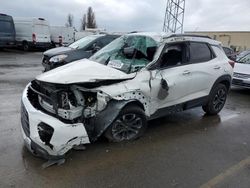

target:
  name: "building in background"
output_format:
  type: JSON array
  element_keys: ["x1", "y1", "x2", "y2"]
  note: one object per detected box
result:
[{"x1": 186, "y1": 31, "x2": 250, "y2": 52}]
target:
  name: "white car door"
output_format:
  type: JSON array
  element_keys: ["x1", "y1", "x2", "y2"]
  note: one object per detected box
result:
[
  {"x1": 149, "y1": 42, "x2": 195, "y2": 112},
  {"x1": 187, "y1": 43, "x2": 226, "y2": 98}
]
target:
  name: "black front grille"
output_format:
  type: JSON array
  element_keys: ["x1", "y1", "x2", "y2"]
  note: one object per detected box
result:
[
  {"x1": 232, "y1": 79, "x2": 250, "y2": 88},
  {"x1": 21, "y1": 102, "x2": 30, "y2": 137}
]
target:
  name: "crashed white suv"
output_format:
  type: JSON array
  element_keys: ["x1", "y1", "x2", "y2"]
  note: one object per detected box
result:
[{"x1": 21, "y1": 33, "x2": 234, "y2": 160}]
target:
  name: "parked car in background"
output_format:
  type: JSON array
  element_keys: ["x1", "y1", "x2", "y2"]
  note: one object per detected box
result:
[
  {"x1": 42, "y1": 34, "x2": 120, "y2": 71},
  {"x1": 0, "y1": 13, "x2": 15, "y2": 49},
  {"x1": 21, "y1": 33, "x2": 233, "y2": 159},
  {"x1": 232, "y1": 53, "x2": 250, "y2": 89},
  {"x1": 236, "y1": 50, "x2": 250, "y2": 61},
  {"x1": 50, "y1": 26, "x2": 75, "y2": 47},
  {"x1": 223, "y1": 46, "x2": 237, "y2": 61},
  {"x1": 14, "y1": 17, "x2": 51, "y2": 51}
]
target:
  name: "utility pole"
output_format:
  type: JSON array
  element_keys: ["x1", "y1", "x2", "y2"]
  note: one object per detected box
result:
[{"x1": 163, "y1": 0, "x2": 186, "y2": 33}]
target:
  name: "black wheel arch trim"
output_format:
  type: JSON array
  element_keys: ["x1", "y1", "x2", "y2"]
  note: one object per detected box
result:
[
  {"x1": 210, "y1": 74, "x2": 232, "y2": 93},
  {"x1": 88, "y1": 99, "x2": 145, "y2": 141}
]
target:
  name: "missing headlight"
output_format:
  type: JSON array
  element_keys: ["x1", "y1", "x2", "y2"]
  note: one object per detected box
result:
[{"x1": 58, "y1": 91, "x2": 77, "y2": 110}]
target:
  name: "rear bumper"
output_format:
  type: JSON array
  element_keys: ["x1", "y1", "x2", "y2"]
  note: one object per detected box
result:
[{"x1": 21, "y1": 83, "x2": 90, "y2": 159}]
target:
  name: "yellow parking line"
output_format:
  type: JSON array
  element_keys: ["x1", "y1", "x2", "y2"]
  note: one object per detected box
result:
[{"x1": 200, "y1": 156, "x2": 250, "y2": 188}]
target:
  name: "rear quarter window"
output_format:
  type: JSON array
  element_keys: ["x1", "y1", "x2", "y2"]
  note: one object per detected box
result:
[{"x1": 189, "y1": 42, "x2": 214, "y2": 63}]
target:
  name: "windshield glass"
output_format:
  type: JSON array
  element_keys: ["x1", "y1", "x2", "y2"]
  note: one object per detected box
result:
[
  {"x1": 69, "y1": 35, "x2": 101, "y2": 49},
  {"x1": 238, "y1": 54, "x2": 250, "y2": 64},
  {"x1": 237, "y1": 51, "x2": 250, "y2": 61},
  {"x1": 90, "y1": 35, "x2": 158, "y2": 74}
]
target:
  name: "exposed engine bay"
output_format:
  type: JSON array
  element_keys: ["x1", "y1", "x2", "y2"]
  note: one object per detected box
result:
[{"x1": 28, "y1": 80, "x2": 111, "y2": 122}]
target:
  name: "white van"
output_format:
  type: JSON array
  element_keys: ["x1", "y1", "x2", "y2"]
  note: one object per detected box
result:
[
  {"x1": 14, "y1": 17, "x2": 51, "y2": 51},
  {"x1": 50, "y1": 26, "x2": 75, "y2": 46}
]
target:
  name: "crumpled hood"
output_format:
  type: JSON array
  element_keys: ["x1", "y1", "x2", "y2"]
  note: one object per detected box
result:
[
  {"x1": 36, "y1": 59, "x2": 136, "y2": 84},
  {"x1": 234, "y1": 63, "x2": 250, "y2": 75},
  {"x1": 43, "y1": 46, "x2": 73, "y2": 57}
]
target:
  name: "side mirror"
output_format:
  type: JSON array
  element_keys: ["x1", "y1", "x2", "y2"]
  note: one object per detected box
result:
[{"x1": 123, "y1": 46, "x2": 136, "y2": 58}]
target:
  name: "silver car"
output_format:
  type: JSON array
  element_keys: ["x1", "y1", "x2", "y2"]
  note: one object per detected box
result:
[{"x1": 233, "y1": 53, "x2": 250, "y2": 88}]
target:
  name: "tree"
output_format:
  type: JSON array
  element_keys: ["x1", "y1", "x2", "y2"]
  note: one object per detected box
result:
[
  {"x1": 86, "y1": 7, "x2": 97, "y2": 29},
  {"x1": 65, "y1": 13, "x2": 74, "y2": 27},
  {"x1": 80, "y1": 14, "x2": 86, "y2": 31}
]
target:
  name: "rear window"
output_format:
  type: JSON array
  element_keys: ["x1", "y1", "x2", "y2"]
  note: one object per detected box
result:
[
  {"x1": 0, "y1": 21, "x2": 14, "y2": 33},
  {"x1": 189, "y1": 42, "x2": 214, "y2": 63}
]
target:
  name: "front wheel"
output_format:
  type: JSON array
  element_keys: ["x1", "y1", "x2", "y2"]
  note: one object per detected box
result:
[
  {"x1": 202, "y1": 84, "x2": 228, "y2": 115},
  {"x1": 104, "y1": 104, "x2": 147, "y2": 142}
]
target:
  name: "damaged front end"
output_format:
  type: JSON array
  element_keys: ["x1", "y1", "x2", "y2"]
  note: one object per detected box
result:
[
  {"x1": 29, "y1": 80, "x2": 110, "y2": 123},
  {"x1": 21, "y1": 79, "x2": 119, "y2": 159}
]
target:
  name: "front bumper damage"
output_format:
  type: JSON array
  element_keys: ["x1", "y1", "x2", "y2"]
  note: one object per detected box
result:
[
  {"x1": 21, "y1": 76, "x2": 150, "y2": 160},
  {"x1": 21, "y1": 84, "x2": 90, "y2": 160}
]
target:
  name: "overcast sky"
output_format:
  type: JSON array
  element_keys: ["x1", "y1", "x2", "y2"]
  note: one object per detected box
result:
[{"x1": 1, "y1": 0, "x2": 250, "y2": 32}]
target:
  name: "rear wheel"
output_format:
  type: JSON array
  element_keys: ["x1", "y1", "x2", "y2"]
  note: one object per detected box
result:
[
  {"x1": 22, "y1": 41, "x2": 29, "y2": 51},
  {"x1": 202, "y1": 84, "x2": 228, "y2": 115},
  {"x1": 105, "y1": 105, "x2": 147, "y2": 142}
]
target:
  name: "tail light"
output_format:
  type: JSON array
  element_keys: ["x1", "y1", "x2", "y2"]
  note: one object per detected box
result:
[
  {"x1": 228, "y1": 60, "x2": 235, "y2": 68},
  {"x1": 59, "y1": 36, "x2": 63, "y2": 44},
  {"x1": 32, "y1": 33, "x2": 36, "y2": 43}
]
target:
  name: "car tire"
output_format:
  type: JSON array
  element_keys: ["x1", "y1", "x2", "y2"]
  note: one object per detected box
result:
[
  {"x1": 104, "y1": 104, "x2": 147, "y2": 142},
  {"x1": 202, "y1": 84, "x2": 228, "y2": 115},
  {"x1": 22, "y1": 42, "x2": 29, "y2": 51}
]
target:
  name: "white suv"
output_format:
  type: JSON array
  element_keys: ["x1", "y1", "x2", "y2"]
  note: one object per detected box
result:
[{"x1": 21, "y1": 33, "x2": 234, "y2": 160}]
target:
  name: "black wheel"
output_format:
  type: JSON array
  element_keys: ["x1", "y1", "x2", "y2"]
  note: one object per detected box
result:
[
  {"x1": 105, "y1": 105, "x2": 147, "y2": 142},
  {"x1": 202, "y1": 84, "x2": 228, "y2": 115},
  {"x1": 22, "y1": 42, "x2": 29, "y2": 51}
]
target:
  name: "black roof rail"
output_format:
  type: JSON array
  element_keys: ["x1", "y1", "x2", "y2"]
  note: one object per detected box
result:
[
  {"x1": 129, "y1": 31, "x2": 139, "y2": 34},
  {"x1": 166, "y1": 34, "x2": 212, "y2": 39}
]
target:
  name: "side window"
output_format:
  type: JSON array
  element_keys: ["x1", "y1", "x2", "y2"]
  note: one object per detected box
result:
[
  {"x1": 159, "y1": 43, "x2": 187, "y2": 68},
  {"x1": 189, "y1": 42, "x2": 214, "y2": 63}
]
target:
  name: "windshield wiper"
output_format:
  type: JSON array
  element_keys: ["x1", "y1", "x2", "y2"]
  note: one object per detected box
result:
[{"x1": 104, "y1": 56, "x2": 111, "y2": 65}]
